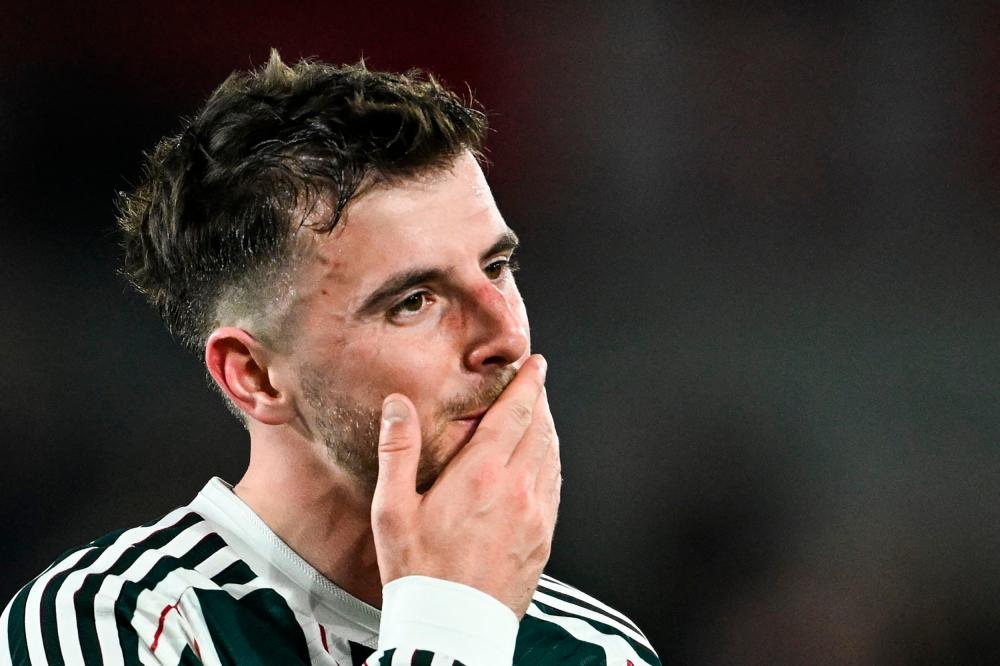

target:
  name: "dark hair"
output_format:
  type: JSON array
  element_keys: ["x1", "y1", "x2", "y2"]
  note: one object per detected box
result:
[{"x1": 117, "y1": 50, "x2": 487, "y2": 355}]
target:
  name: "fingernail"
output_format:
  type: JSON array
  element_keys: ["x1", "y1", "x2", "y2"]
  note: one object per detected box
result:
[
  {"x1": 537, "y1": 355, "x2": 548, "y2": 379},
  {"x1": 382, "y1": 398, "x2": 408, "y2": 423}
]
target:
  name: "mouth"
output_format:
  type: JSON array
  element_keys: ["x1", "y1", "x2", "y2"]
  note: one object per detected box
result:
[
  {"x1": 447, "y1": 410, "x2": 487, "y2": 453},
  {"x1": 455, "y1": 409, "x2": 487, "y2": 423}
]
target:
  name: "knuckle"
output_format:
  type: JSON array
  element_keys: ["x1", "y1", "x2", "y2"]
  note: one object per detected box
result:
[
  {"x1": 510, "y1": 476, "x2": 533, "y2": 504},
  {"x1": 526, "y1": 506, "x2": 545, "y2": 531},
  {"x1": 470, "y1": 461, "x2": 501, "y2": 490},
  {"x1": 379, "y1": 428, "x2": 414, "y2": 450},
  {"x1": 371, "y1": 508, "x2": 401, "y2": 534}
]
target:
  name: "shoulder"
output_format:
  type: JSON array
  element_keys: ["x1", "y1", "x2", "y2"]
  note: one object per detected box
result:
[
  {"x1": 1, "y1": 507, "x2": 246, "y2": 664},
  {"x1": 516, "y1": 574, "x2": 661, "y2": 666}
]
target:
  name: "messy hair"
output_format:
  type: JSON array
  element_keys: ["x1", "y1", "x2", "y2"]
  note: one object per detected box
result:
[{"x1": 117, "y1": 50, "x2": 487, "y2": 358}]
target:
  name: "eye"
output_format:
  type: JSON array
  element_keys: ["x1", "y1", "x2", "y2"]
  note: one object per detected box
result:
[
  {"x1": 387, "y1": 291, "x2": 431, "y2": 320},
  {"x1": 484, "y1": 256, "x2": 520, "y2": 281}
]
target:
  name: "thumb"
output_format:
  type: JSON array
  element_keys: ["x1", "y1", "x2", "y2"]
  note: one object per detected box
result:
[{"x1": 373, "y1": 394, "x2": 422, "y2": 505}]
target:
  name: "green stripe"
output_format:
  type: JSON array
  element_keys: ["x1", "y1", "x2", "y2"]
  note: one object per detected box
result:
[
  {"x1": 89, "y1": 528, "x2": 132, "y2": 549},
  {"x1": 530, "y1": 600, "x2": 660, "y2": 664},
  {"x1": 410, "y1": 649, "x2": 434, "y2": 666},
  {"x1": 178, "y1": 644, "x2": 203, "y2": 665},
  {"x1": 70, "y1": 512, "x2": 204, "y2": 663},
  {"x1": 5, "y1": 545, "x2": 103, "y2": 666},
  {"x1": 349, "y1": 639, "x2": 375, "y2": 665},
  {"x1": 191, "y1": 587, "x2": 310, "y2": 664},
  {"x1": 376, "y1": 648, "x2": 395, "y2": 665},
  {"x1": 514, "y1": 613, "x2": 607, "y2": 665},
  {"x1": 536, "y1": 583, "x2": 642, "y2": 636},
  {"x1": 39, "y1": 547, "x2": 105, "y2": 665},
  {"x1": 6, "y1": 582, "x2": 34, "y2": 666},
  {"x1": 114, "y1": 531, "x2": 227, "y2": 659},
  {"x1": 210, "y1": 559, "x2": 257, "y2": 588}
]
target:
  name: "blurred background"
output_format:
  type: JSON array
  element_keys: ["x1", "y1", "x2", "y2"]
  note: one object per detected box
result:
[{"x1": 3, "y1": 1, "x2": 999, "y2": 663}]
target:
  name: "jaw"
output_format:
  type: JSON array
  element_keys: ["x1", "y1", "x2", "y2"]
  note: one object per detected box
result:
[{"x1": 413, "y1": 417, "x2": 482, "y2": 493}]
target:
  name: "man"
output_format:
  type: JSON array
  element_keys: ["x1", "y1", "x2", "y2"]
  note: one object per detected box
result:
[{"x1": 2, "y1": 52, "x2": 660, "y2": 665}]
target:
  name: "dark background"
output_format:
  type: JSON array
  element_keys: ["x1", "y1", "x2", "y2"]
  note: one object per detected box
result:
[{"x1": 3, "y1": 1, "x2": 1000, "y2": 663}]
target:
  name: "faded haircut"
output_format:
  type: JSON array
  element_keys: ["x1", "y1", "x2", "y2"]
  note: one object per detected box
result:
[
  {"x1": 118, "y1": 50, "x2": 486, "y2": 424},
  {"x1": 116, "y1": 50, "x2": 487, "y2": 419}
]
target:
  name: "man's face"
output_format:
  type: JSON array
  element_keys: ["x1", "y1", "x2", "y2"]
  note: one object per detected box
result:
[{"x1": 283, "y1": 152, "x2": 530, "y2": 493}]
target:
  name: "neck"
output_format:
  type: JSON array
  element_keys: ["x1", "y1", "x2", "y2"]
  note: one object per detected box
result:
[{"x1": 233, "y1": 425, "x2": 383, "y2": 608}]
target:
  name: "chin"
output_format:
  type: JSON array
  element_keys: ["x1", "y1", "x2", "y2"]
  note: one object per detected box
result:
[{"x1": 414, "y1": 417, "x2": 483, "y2": 493}]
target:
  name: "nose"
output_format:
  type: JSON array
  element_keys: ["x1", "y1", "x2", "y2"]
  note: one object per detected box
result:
[{"x1": 463, "y1": 285, "x2": 529, "y2": 372}]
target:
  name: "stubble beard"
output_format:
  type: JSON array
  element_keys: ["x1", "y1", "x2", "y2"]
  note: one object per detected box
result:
[{"x1": 300, "y1": 365, "x2": 517, "y2": 495}]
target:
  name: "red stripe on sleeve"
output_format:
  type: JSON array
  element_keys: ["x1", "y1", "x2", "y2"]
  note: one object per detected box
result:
[{"x1": 150, "y1": 603, "x2": 180, "y2": 652}]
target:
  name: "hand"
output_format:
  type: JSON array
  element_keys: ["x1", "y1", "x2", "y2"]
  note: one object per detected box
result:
[{"x1": 371, "y1": 354, "x2": 561, "y2": 618}]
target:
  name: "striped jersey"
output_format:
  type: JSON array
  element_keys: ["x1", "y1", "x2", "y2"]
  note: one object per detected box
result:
[{"x1": 2, "y1": 478, "x2": 660, "y2": 665}]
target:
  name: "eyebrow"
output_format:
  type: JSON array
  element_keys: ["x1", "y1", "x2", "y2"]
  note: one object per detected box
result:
[{"x1": 355, "y1": 229, "x2": 520, "y2": 317}]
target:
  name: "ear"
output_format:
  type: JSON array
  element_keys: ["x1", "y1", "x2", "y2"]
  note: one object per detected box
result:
[{"x1": 204, "y1": 327, "x2": 295, "y2": 426}]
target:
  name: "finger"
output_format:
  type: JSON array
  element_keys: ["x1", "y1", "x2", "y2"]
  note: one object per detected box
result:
[
  {"x1": 372, "y1": 394, "x2": 422, "y2": 513},
  {"x1": 506, "y1": 386, "x2": 556, "y2": 478},
  {"x1": 468, "y1": 354, "x2": 547, "y2": 459},
  {"x1": 536, "y1": 419, "x2": 561, "y2": 507},
  {"x1": 532, "y1": 396, "x2": 561, "y2": 524}
]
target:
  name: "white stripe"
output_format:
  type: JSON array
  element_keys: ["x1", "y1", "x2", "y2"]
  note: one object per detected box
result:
[
  {"x1": 170, "y1": 588, "x2": 223, "y2": 666},
  {"x1": 131, "y1": 593, "x2": 191, "y2": 666},
  {"x1": 128, "y1": 539, "x2": 242, "y2": 639},
  {"x1": 191, "y1": 546, "x2": 240, "y2": 580},
  {"x1": 527, "y1": 602, "x2": 651, "y2": 663},
  {"x1": 166, "y1": 547, "x2": 244, "y2": 666},
  {"x1": 142, "y1": 602, "x2": 188, "y2": 666},
  {"x1": 131, "y1": 550, "x2": 254, "y2": 666},
  {"x1": 20, "y1": 547, "x2": 96, "y2": 664},
  {"x1": 129, "y1": 547, "x2": 241, "y2": 664},
  {"x1": 214, "y1": 575, "x2": 340, "y2": 664},
  {"x1": 53, "y1": 508, "x2": 193, "y2": 664},
  {"x1": 137, "y1": 636, "x2": 160, "y2": 666},
  {"x1": 538, "y1": 575, "x2": 639, "y2": 631},
  {"x1": 430, "y1": 652, "x2": 454, "y2": 666},
  {"x1": 390, "y1": 646, "x2": 414, "y2": 665},
  {"x1": 137, "y1": 633, "x2": 163, "y2": 666},
  {"x1": 134, "y1": 556, "x2": 328, "y2": 666},
  {"x1": 533, "y1": 590, "x2": 650, "y2": 647},
  {"x1": 96, "y1": 519, "x2": 216, "y2": 665}
]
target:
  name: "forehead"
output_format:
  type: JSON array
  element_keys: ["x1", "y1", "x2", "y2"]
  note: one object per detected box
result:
[
  {"x1": 297, "y1": 153, "x2": 509, "y2": 303},
  {"x1": 346, "y1": 152, "x2": 499, "y2": 237}
]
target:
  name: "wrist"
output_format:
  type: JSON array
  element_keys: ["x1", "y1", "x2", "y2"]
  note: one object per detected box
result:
[{"x1": 378, "y1": 575, "x2": 519, "y2": 666}]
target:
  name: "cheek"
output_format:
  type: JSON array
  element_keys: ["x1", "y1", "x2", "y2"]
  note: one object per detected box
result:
[
  {"x1": 337, "y1": 329, "x2": 455, "y2": 402},
  {"x1": 440, "y1": 302, "x2": 467, "y2": 335}
]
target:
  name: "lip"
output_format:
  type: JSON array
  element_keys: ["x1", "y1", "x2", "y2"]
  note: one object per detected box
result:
[{"x1": 455, "y1": 409, "x2": 487, "y2": 422}]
